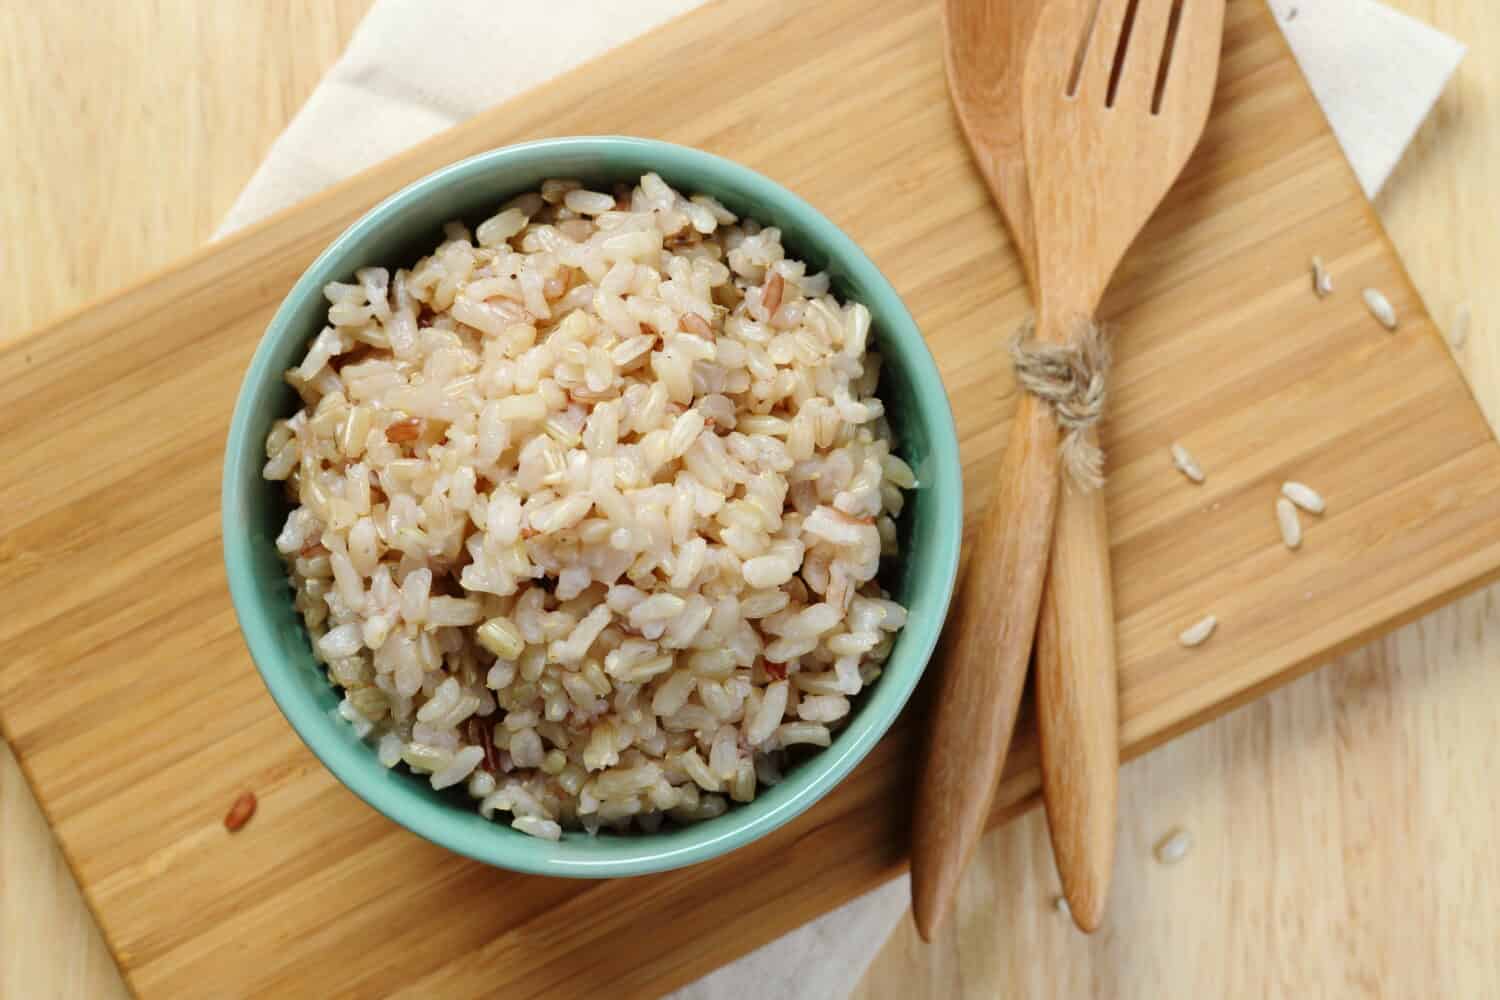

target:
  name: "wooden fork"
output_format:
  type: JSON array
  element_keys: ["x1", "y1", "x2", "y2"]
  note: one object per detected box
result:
[
  {"x1": 912, "y1": 0, "x2": 1224, "y2": 941},
  {"x1": 1033, "y1": 0, "x2": 1222, "y2": 934}
]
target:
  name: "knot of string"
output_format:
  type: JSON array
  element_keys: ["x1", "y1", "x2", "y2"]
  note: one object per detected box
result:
[{"x1": 1009, "y1": 319, "x2": 1112, "y2": 491}]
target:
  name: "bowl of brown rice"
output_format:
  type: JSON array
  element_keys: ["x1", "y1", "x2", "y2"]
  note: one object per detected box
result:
[{"x1": 223, "y1": 137, "x2": 962, "y2": 875}]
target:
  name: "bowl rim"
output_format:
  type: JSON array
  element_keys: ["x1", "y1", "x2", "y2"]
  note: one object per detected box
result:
[{"x1": 222, "y1": 136, "x2": 962, "y2": 877}]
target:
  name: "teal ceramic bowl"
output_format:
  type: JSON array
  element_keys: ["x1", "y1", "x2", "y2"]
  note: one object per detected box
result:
[{"x1": 223, "y1": 136, "x2": 962, "y2": 877}]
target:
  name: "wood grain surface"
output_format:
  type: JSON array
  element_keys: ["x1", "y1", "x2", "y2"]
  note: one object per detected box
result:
[{"x1": 3, "y1": 2, "x2": 1500, "y2": 998}]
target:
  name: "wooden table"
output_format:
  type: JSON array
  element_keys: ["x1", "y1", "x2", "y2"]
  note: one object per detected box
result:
[{"x1": 3, "y1": 2, "x2": 1497, "y2": 996}]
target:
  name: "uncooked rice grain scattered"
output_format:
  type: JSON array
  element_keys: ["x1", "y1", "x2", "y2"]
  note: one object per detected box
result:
[
  {"x1": 1310, "y1": 256, "x2": 1333, "y2": 298},
  {"x1": 1276, "y1": 496, "x2": 1302, "y2": 549},
  {"x1": 265, "y1": 173, "x2": 911, "y2": 838},
  {"x1": 1178, "y1": 615, "x2": 1217, "y2": 648},
  {"x1": 1280, "y1": 481, "x2": 1325, "y2": 515},
  {"x1": 1450, "y1": 301, "x2": 1471, "y2": 349},
  {"x1": 1154, "y1": 827, "x2": 1192, "y2": 864},
  {"x1": 1363, "y1": 287, "x2": 1398, "y2": 331},
  {"x1": 224, "y1": 792, "x2": 257, "y2": 832},
  {"x1": 1170, "y1": 442, "x2": 1205, "y2": 484}
]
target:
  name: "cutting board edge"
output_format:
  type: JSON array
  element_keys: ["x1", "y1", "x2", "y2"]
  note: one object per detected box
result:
[
  {"x1": 1256, "y1": 0, "x2": 1495, "y2": 439},
  {"x1": 3, "y1": 0, "x2": 1496, "y2": 995},
  {"x1": 1113, "y1": 525, "x2": 1500, "y2": 762},
  {"x1": 0, "y1": 733, "x2": 137, "y2": 990},
  {"x1": 0, "y1": 110, "x2": 484, "y2": 360}
]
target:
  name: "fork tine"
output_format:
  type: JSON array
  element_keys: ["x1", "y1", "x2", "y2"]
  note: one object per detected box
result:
[
  {"x1": 1110, "y1": 0, "x2": 1176, "y2": 109},
  {"x1": 1071, "y1": 0, "x2": 1131, "y2": 103},
  {"x1": 1156, "y1": 0, "x2": 1226, "y2": 118}
]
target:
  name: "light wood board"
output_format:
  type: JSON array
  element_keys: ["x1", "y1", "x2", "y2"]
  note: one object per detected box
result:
[{"x1": 3, "y1": 1, "x2": 1500, "y2": 997}]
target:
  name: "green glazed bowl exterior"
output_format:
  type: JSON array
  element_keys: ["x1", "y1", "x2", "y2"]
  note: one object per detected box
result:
[{"x1": 223, "y1": 137, "x2": 962, "y2": 877}]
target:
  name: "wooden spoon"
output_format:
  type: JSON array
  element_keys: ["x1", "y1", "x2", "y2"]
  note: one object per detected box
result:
[
  {"x1": 911, "y1": 0, "x2": 1051, "y2": 944},
  {"x1": 938, "y1": 0, "x2": 1122, "y2": 934},
  {"x1": 912, "y1": 0, "x2": 1224, "y2": 941},
  {"x1": 940, "y1": 0, "x2": 1045, "y2": 289}
]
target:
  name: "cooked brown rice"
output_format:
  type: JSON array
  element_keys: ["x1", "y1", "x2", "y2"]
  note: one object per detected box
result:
[{"x1": 264, "y1": 173, "x2": 912, "y2": 839}]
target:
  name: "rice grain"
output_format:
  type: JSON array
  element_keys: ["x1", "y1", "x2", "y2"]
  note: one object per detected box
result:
[
  {"x1": 1170, "y1": 442, "x2": 1205, "y2": 484},
  {"x1": 1310, "y1": 256, "x2": 1333, "y2": 298},
  {"x1": 1154, "y1": 828, "x2": 1192, "y2": 865},
  {"x1": 1450, "y1": 301, "x2": 1471, "y2": 349},
  {"x1": 1281, "y1": 481, "x2": 1325, "y2": 515},
  {"x1": 1177, "y1": 615, "x2": 1217, "y2": 648},
  {"x1": 1276, "y1": 496, "x2": 1303, "y2": 549},
  {"x1": 224, "y1": 792, "x2": 257, "y2": 833},
  {"x1": 1363, "y1": 287, "x2": 1398, "y2": 331},
  {"x1": 266, "y1": 173, "x2": 911, "y2": 839}
]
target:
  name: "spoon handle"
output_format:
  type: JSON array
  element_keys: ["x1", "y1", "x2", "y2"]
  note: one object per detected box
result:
[{"x1": 910, "y1": 390, "x2": 1060, "y2": 942}]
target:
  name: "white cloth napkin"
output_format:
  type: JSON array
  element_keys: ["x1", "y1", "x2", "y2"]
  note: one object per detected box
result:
[
  {"x1": 1272, "y1": 1, "x2": 1464, "y2": 197},
  {"x1": 214, "y1": 2, "x2": 1461, "y2": 996}
]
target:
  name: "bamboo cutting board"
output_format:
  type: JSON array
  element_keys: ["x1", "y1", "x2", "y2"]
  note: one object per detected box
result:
[{"x1": 3, "y1": 1, "x2": 1499, "y2": 996}]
